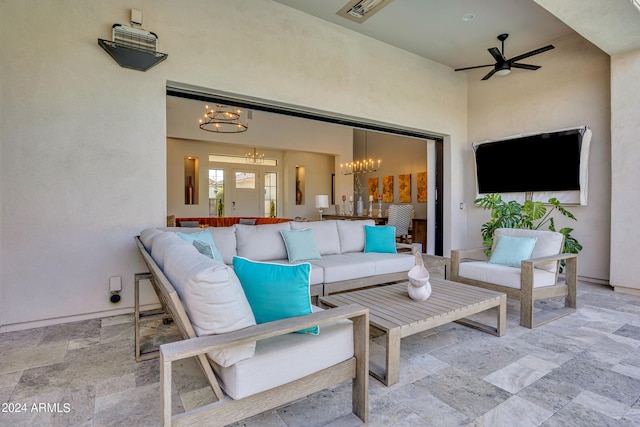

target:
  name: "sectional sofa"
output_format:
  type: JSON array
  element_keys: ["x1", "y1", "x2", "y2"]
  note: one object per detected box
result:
[
  {"x1": 136, "y1": 218, "x2": 417, "y2": 425},
  {"x1": 141, "y1": 219, "x2": 416, "y2": 297},
  {"x1": 134, "y1": 219, "x2": 374, "y2": 425}
]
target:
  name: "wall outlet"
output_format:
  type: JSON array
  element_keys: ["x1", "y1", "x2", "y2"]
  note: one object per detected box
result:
[{"x1": 109, "y1": 276, "x2": 122, "y2": 292}]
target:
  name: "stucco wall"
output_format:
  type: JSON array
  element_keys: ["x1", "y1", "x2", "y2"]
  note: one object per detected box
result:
[
  {"x1": 465, "y1": 34, "x2": 611, "y2": 282},
  {"x1": 610, "y1": 49, "x2": 640, "y2": 292},
  {"x1": 0, "y1": 0, "x2": 467, "y2": 329}
]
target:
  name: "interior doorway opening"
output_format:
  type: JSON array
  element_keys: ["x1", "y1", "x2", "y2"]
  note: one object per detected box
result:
[{"x1": 166, "y1": 82, "x2": 446, "y2": 255}]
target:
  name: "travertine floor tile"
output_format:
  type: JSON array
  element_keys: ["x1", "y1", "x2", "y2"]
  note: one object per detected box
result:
[
  {"x1": 0, "y1": 280, "x2": 639, "y2": 426},
  {"x1": 470, "y1": 395, "x2": 553, "y2": 427}
]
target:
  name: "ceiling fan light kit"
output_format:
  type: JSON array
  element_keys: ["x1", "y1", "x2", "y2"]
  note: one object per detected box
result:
[{"x1": 455, "y1": 33, "x2": 554, "y2": 80}]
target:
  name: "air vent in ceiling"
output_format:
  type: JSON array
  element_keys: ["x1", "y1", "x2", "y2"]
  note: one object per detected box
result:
[{"x1": 336, "y1": 0, "x2": 395, "y2": 23}]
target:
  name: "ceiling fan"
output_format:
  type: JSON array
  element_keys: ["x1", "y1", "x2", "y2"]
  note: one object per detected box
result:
[{"x1": 455, "y1": 34, "x2": 555, "y2": 80}]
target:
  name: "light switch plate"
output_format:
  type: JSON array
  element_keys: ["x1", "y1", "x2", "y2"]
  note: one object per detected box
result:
[{"x1": 130, "y1": 9, "x2": 143, "y2": 26}]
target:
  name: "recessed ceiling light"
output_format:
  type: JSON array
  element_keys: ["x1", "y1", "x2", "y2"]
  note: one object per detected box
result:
[{"x1": 462, "y1": 13, "x2": 475, "y2": 22}]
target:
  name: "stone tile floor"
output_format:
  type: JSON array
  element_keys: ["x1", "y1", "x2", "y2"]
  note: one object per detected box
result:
[{"x1": 2, "y1": 267, "x2": 640, "y2": 426}]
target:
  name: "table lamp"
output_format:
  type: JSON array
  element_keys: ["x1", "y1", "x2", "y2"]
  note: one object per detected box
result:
[{"x1": 315, "y1": 195, "x2": 329, "y2": 221}]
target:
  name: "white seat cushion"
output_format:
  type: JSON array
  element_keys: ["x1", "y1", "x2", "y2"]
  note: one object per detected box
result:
[
  {"x1": 266, "y1": 259, "x2": 325, "y2": 285},
  {"x1": 212, "y1": 309, "x2": 354, "y2": 400},
  {"x1": 309, "y1": 254, "x2": 376, "y2": 283},
  {"x1": 459, "y1": 261, "x2": 557, "y2": 289},
  {"x1": 344, "y1": 252, "x2": 414, "y2": 275}
]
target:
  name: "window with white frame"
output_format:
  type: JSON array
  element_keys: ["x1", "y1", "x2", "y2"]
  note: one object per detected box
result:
[
  {"x1": 264, "y1": 172, "x2": 277, "y2": 217},
  {"x1": 208, "y1": 169, "x2": 224, "y2": 217}
]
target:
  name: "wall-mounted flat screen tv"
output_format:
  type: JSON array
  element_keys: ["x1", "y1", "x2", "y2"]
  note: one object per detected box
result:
[{"x1": 473, "y1": 126, "x2": 591, "y2": 203}]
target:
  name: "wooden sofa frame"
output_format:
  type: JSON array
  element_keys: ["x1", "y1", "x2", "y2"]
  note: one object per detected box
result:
[
  {"x1": 134, "y1": 237, "x2": 370, "y2": 427},
  {"x1": 450, "y1": 246, "x2": 578, "y2": 329}
]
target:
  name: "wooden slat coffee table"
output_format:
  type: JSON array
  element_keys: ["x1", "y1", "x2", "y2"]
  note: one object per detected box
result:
[{"x1": 320, "y1": 278, "x2": 506, "y2": 386}]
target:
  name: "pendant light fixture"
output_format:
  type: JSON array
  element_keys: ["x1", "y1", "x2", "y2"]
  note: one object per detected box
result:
[
  {"x1": 340, "y1": 130, "x2": 381, "y2": 175},
  {"x1": 199, "y1": 104, "x2": 248, "y2": 133}
]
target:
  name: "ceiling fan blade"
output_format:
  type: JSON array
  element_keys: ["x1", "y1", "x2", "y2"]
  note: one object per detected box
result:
[
  {"x1": 454, "y1": 64, "x2": 494, "y2": 71},
  {"x1": 511, "y1": 63, "x2": 541, "y2": 70},
  {"x1": 481, "y1": 68, "x2": 497, "y2": 80},
  {"x1": 488, "y1": 47, "x2": 505, "y2": 63},
  {"x1": 509, "y1": 45, "x2": 554, "y2": 63}
]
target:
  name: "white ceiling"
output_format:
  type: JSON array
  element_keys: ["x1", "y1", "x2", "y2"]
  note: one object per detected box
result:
[
  {"x1": 168, "y1": 1, "x2": 640, "y2": 139},
  {"x1": 271, "y1": 0, "x2": 640, "y2": 71}
]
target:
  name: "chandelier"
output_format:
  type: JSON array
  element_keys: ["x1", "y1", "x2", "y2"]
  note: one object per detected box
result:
[
  {"x1": 340, "y1": 131, "x2": 381, "y2": 175},
  {"x1": 199, "y1": 104, "x2": 248, "y2": 133},
  {"x1": 245, "y1": 147, "x2": 264, "y2": 164}
]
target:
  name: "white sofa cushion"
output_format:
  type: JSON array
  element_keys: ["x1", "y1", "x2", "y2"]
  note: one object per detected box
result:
[
  {"x1": 150, "y1": 231, "x2": 183, "y2": 270},
  {"x1": 337, "y1": 219, "x2": 376, "y2": 253},
  {"x1": 493, "y1": 228, "x2": 563, "y2": 273},
  {"x1": 459, "y1": 261, "x2": 557, "y2": 289},
  {"x1": 235, "y1": 222, "x2": 291, "y2": 261},
  {"x1": 139, "y1": 227, "x2": 163, "y2": 251},
  {"x1": 212, "y1": 308, "x2": 354, "y2": 400},
  {"x1": 267, "y1": 259, "x2": 325, "y2": 286},
  {"x1": 309, "y1": 254, "x2": 376, "y2": 283},
  {"x1": 291, "y1": 220, "x2": 341, "y2": 255},
  {"x1": 210, "y1": 226, "x2": 238, "y2": 265},
  {"x1": 345, "y1": 252, "x2": 415, "y2": 275},
  {"x1": 161, "y1": 234, "x2": 257, "y2": 367}
]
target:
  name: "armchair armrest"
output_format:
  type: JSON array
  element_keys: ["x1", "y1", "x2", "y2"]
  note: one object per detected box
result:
[
  {"x1": 521, "y1": 252, "x2": 578, "y2": 285},
  {"x1": 159, "y1": 304, "x2": 369, "y2": 363},
  {"x1": 520, "y1": 253, "x2": 578, "y2": 304},
  {"x1": 452, "y1": 246, "x2": 491, "y2": 261},
  {"x1": 522, "y1": 252, "x2": 578, "y2": 268},
  {"x1": 450, "y1": 247, "x2": 490, "y2": 281}
]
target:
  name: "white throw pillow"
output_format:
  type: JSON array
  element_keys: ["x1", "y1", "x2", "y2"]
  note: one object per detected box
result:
[
  {"x1": 337, "y1": 219, "x2": 376, "y2": 253},
  {"x1": 235, "y1": 222, "x2": 291, "y2": 261},
  {"x1": 161, "y1": 236, "x2": 257, "y2": 367},
  {"x1": 150, "y1": 231, "x2": 182, "y2": 270},
  {"x1": 209, "y1": 226, "x2": 238, "y2": 265},
  {"x1": 139, "y1": 227, "x2": 162, "y2": 251}
]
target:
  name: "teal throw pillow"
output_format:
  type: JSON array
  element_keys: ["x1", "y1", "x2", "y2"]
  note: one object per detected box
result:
[
  {"x1": 364, "y1": 225, "x2": 397, "y2": 254},
  {"x1": 177, "y1": 230, "x2": 223, "y2": 262},
  {"x1": 280, "y1": 228, "x2": 322, "y2": 263},
  {"x1": 232, "y1": 257, "x2": 318, "y2": 334},
  {"x1": 489, "y1": 235, "x2": 537, "y2": 268}
]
